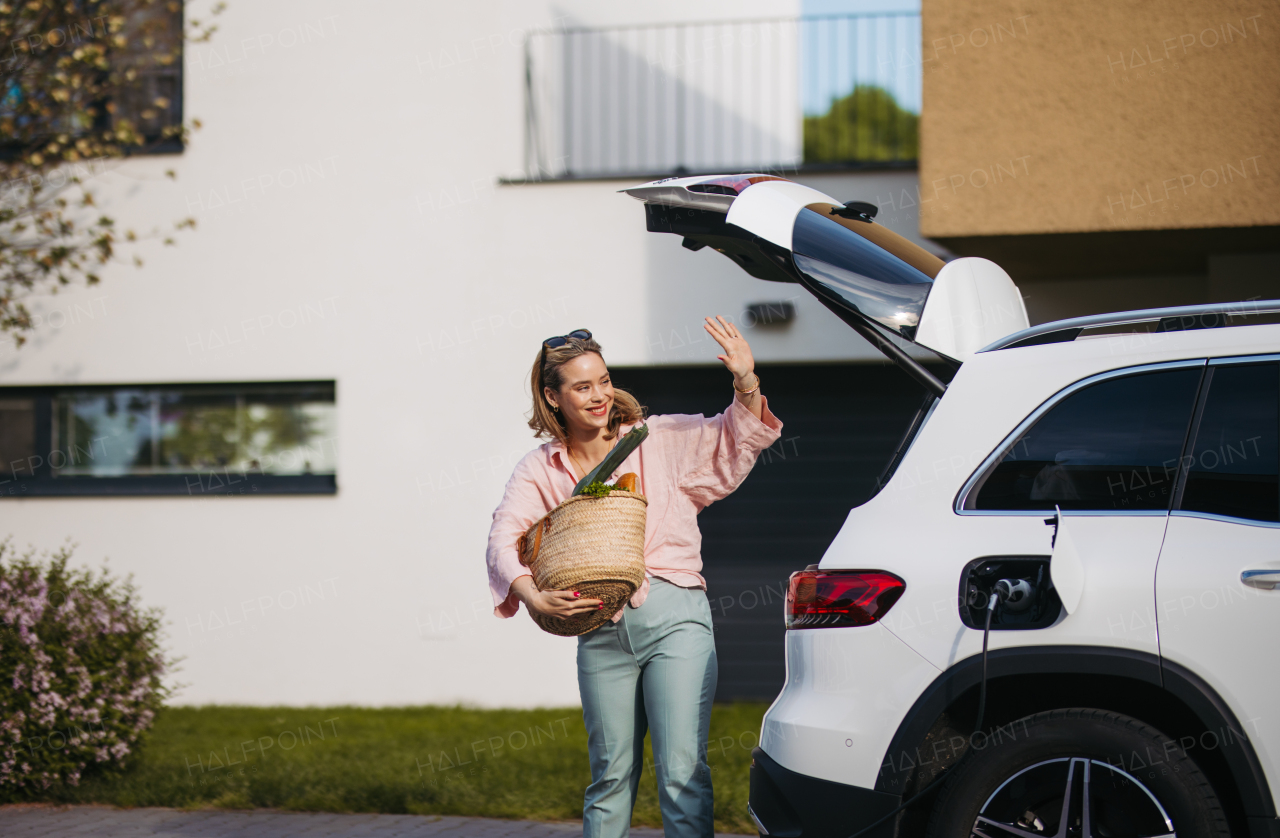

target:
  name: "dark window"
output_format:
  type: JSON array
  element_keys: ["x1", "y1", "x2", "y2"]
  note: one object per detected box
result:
[
  {"x1": 1179, "y1": 364, "x2": 1280, "y2": 523},
  {"x1": 0, "y1": 5, "x2": 183, "y2": 156},
  {"x1": 791, "y1": 208, "x2": 937, "y2": 339},
  {"x1": 792, "y1": 208, "x2": 941, "y2": 282},
  {"x1": 968, "y1": 368, "x2": 1202, "y2": 512},
  {"x1": 112, "y1": 4, "x2": 184, "y2": 149},
  {"x1": 0, "y1": 399, "x2": 37, "y2": 478},
  {"x1": 0, "y1": 382, "x2": 335, "y2": 497}
]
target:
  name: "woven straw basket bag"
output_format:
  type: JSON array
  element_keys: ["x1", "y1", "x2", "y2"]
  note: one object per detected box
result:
[{"x1": 517, "y1": 491, "x2": 648, "y2": 637}]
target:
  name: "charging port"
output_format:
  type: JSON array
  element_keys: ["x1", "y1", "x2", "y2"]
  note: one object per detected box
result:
[{"x1": 958, "y1": 556, "x2": 1062, "y2": 630}]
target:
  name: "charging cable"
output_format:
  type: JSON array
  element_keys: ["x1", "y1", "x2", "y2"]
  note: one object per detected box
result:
[
  {"x1": 972, "y1": 585, "x2": 1002, "y2": 736},
  {"x1": 844, "y1": 578, "x2": 1027, "y2": 838}
]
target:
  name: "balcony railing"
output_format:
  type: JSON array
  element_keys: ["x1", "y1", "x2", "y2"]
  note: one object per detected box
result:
[{"x1": 522, "y1": 13, "x2": 921, "y2": 181}]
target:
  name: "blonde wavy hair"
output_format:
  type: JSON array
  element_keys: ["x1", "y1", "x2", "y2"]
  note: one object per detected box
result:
[{"x1": 528, "y1": 335, "x2": 645, "y2": 446}]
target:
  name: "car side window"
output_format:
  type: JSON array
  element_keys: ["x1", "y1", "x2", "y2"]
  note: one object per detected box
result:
[
  {"x1": 1178, "y1": 363, "x2": 1280, "y2": 523},
  {"x1": 968, "y1": 368, "x2": 1202, "y2": 512}
]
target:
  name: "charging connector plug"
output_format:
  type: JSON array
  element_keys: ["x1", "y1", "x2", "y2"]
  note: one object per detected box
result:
[{"x1": 994, "y1": 578, "x2": 1035, "y2": 612}]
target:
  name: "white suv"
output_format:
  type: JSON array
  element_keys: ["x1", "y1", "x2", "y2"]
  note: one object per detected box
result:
[{"x1": 624, "y1": 176, "x2": 1280, "y2": 838}]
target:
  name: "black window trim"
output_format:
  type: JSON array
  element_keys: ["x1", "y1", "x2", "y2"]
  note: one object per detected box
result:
[
  {"x1": 1169, "y1": 353, "x2": 1280, "y2": 528},
  {"x1": 0, "y1": 379, "x2": 336, "y2": 498},
  {"x1": 954, "y1": 359, "x2": 1208, "y2": 516}
]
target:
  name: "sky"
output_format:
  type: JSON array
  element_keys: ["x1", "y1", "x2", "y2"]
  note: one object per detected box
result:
[
  {"x1": 803, "y1": 0, "x2": 921, "y2": 16},
  {"x1": 800, "y1": 0, "x2": 922, "y2": 114}
]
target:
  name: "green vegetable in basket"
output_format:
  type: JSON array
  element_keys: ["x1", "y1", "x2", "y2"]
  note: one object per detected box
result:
[{"x1": 571, "y1": 423, "x2": 649, "y2": 496}]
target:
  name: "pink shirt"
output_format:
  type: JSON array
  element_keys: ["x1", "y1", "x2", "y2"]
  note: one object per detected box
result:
[{"x1": 486, "y1": 397, "x2": 783, "y2": 620}]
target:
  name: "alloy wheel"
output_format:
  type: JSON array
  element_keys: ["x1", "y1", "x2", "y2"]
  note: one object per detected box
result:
[{"x1": 973, "y1": 757, "x2": 1176, "y2": 838}]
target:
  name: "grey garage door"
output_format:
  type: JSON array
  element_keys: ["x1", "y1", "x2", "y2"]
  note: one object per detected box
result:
[{"x1": 614, "y1": 362, "x2": 936, "y2": 701}]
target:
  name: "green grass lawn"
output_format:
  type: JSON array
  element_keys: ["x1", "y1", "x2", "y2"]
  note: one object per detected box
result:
[{"x1": 32, "y1": 704, "x2": 768, "y2": 834}]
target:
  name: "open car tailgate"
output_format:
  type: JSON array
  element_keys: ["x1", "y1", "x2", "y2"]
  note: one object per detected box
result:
[{"x1": 622, "y1": 174, "x2": 1029, "y2": 395}]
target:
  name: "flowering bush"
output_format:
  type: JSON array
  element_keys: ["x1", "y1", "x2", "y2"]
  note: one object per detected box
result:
[{"x1": 0, "y1": 539, "x2": 169, "y2": 795}]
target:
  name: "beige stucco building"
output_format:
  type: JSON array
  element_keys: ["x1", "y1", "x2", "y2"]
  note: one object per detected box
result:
[{"x1": 919, "y1": 0, "x2": 1279, "y2": 322}]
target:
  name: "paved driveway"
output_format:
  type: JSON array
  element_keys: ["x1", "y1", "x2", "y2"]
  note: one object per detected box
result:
[{"x1": 0, "y1": 806, "x2": 705, "y2": 838}]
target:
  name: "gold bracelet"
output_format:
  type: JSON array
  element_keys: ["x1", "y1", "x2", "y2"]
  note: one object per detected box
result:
[{"x1": 733, "y1": 374, "x2": 760, "y2": 395}]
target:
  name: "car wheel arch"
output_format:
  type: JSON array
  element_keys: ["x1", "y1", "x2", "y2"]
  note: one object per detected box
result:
[{"x1": 874, "y1": 645, "x2": 1274, "y2": 837}]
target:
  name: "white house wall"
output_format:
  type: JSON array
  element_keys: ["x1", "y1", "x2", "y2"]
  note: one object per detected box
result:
[{"x1": 0, "y1": 0, "x2": 935, "y2": 707}]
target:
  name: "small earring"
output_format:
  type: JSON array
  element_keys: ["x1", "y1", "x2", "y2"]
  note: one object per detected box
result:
[{"x1": 551, "y1": 403, "x2": 559, "y2": 412}]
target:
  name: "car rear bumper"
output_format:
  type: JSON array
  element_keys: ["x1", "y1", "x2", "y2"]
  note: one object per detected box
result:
[
  {"x1": 749, "y1": 747, "x2": 901, "y2": 838},
  {"x1": 760, "y1": 624, "x2": 941, "y2": 790}
]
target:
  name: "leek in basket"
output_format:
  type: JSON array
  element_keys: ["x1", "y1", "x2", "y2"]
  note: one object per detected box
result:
[{"x1": 571, "y1": 423, "x2": 649, "y2": 496}]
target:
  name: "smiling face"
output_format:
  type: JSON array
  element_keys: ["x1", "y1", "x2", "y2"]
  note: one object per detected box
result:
[{"x1": 545, "y1": 352, "x2": 615, "y2": 436}]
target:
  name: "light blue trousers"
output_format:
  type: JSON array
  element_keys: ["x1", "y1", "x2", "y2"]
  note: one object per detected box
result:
[{"x1": 577, "y1": 578, "x2": 718, "y2": 838}]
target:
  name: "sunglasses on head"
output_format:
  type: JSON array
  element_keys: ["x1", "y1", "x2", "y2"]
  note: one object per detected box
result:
[{"x1": 542, "y1": 329, "x2": 592, "y2": 350}]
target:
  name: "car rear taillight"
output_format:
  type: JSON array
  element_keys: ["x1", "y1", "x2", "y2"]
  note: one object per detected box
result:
[{"x1": 785, "y1": 570, "x2": 905, "y2": 629}]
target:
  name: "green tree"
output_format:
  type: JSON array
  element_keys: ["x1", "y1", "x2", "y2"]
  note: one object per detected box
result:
[
  {"x1": 803, "y1": 84, "x2": 918, "y2": 164},
  {"x1": 0, "y1": 0, "x2": 223, "y2": 347}
]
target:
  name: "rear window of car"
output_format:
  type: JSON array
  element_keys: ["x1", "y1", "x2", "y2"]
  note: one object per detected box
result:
[
  {"x1": 966, "y1": 367, "x2": 1203, "y2": 512},
  {"x1": 1178, "y1": 362, "x2": 1280, "y2": 523},
  {"x1": 790, "y1": 208, "x2": 938, "y2": 338},
  {"x1": 799, "y1": 205, "x2": 945, "y2": 279}
]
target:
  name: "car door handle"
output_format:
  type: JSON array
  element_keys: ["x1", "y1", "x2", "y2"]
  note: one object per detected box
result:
[{"x1": 1241, "y1": 570, "x2": 1280, "y2": 590}]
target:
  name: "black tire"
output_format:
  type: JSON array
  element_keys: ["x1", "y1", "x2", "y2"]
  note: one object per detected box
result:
[{"x1": 924, "y1": 708, "x2": 1229, "y2": 838}]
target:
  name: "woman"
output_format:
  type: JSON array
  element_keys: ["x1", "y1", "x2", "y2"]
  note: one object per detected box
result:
[{"x1": 486, "y1": 316, "x2": 782, "y2": 838}]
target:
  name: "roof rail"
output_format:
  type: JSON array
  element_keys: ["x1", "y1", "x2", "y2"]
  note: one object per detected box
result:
[{"x1": 980, "y1": 300, "x2": 1280, "y2": 353}]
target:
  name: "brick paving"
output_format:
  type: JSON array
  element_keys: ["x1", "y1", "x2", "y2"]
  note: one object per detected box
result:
[{"x1": 0, "y1": 806, "x2": 708, "y2": 838}]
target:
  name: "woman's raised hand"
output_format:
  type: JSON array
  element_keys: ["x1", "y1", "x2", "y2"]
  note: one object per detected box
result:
[{"x1": 704, "y1": 315, "x2": 756, "y2": 387}]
